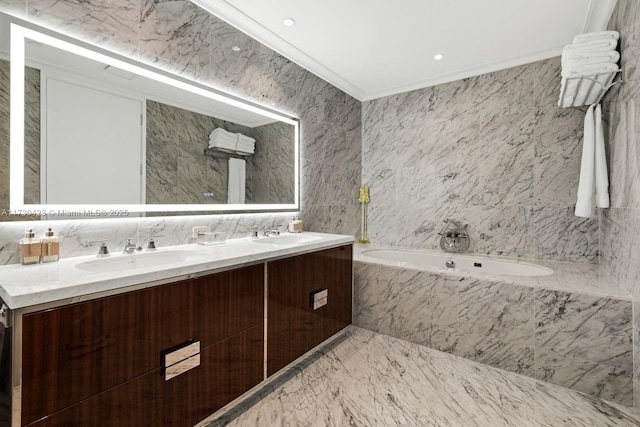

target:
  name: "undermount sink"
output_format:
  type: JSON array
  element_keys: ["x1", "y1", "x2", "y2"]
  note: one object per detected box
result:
[
  {"x1": 252, "y1": 234, "x2": 322, "y2": 246},
  {"x1": 76, "y1": 250, "x2": 211, "y2": 273}
]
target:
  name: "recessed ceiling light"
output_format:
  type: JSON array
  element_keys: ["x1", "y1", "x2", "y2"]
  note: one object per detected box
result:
[
  {"x1": 283, "y1": 17, "x2": 296, "y2": 26},
  {"x1": 434, "y1": 53, "x2": 444, "y2": 61},
  {"x1": 232, "y1": 45, "x2": 241, "y2": 52}
]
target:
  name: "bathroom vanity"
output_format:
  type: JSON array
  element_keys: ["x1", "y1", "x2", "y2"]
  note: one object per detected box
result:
[{"x1": 0, "y1": 233, "x2": 353, "y2": 427}]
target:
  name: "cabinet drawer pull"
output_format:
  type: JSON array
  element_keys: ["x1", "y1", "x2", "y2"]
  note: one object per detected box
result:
[
  {"x1": 310, "y1": 289, "x2": 328, "y2": 310},
  {"x1": 164, "y1": 341, "x2": 201, "y2": 381}
]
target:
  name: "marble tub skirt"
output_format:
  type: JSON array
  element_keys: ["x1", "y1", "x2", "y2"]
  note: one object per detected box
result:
[{"x1": 353, "y1": 246, "x2": 633, "y2": 406}]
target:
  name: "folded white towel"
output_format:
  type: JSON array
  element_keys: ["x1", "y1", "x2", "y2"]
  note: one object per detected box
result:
[
  {"x1": 237, "y1": 134, "x2": 256, "y2": 144},
  {"x1": 563, "y1": 39, "x2": 618, "y2": 53},
  {"x1": 573, "y1": 31, "x2": 619, "y2": 44},
  {"x1": 209, "y1": 140, "x2": 235, "y2": 148},
  {"x1": 575, "y1": 104, "x2": 596, "y2": 218},
  {"x1": 561, "y1": 52, "x2": 619, "y2": 70},
  {"x1": 594, "y1": 104, "x2": 609, "y2": 208},
  {"x1": 561, "y1": 62, "x2": 619, "y2": 78},
  {"x1": 210, "y1": 133, "x2": 236, "y2": 141},
  {"x1": 210, "y1": 127, "x2": 235, "y2": 138},
  {"x1": 562, "y1": 47, "x2": 620, "y2": 61}
]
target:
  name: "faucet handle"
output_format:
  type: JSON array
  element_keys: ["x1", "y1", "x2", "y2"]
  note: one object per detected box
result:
[
  {"x1": 97, "y1": 242, "x2": 110, "y2": 258},
  {"x1": 85, "y1": 239, "x2": 110, "y2": 257},
  {"x1": 146, "y1": 234, "x2": 164, "y2": 251}
]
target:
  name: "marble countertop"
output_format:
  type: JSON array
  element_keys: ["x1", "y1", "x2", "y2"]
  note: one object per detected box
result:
[
  {"x1": 0, "y1": 232, "x2": 354, "y2": 309},
  {"x1": 354, "y1": 244, "x2": 630, "y2": 300}
]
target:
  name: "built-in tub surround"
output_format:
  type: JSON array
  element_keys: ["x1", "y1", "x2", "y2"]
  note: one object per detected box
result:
[
  {"x1": 353, "y1": 245, "x2": 633, "y2": 406},
  {"x1": 0, "y1": 231, "x2": 353, "y2": 309},
  {"x1": 362, "y1": 57, "x2": 598, "y2": 264}
]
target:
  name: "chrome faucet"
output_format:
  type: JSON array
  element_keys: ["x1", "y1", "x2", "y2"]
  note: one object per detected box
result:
[
  {"x1": 263, "y1": 224, "x2": 282, "y2": 237},
  {"x1": 123, "y1": 238, "x2": 138, "y2": 254}
]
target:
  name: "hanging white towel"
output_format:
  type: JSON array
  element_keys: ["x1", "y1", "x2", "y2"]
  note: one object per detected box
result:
[
  {"x1": 575, "y1": 105, "x2": 596, "y2": 218},
  {"x1": 594, "y1": 104, "x2": 610, "y2": 208},
  {"x1": 575, "y1": 104, "x2": 610, "y2": 217},
  {"x1": 227, "y1": 158, "x2": 246, "y2": 204}
]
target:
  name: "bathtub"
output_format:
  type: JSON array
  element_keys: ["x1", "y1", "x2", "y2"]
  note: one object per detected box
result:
[{"x1": 359, "y1": 248, "x2": 553, "y2": 277}]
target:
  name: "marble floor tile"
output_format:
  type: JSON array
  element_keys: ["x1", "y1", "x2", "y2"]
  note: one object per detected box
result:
[{"x1": 202, "y1": 327, "x2": 640, "y2": 427}]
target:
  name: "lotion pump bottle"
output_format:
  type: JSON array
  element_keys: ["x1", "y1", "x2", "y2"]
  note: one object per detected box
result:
[
  {"x1": 19, "y1": 228, "x2": 41, "y2": 265},
  {"x1": 288, "y1": 215, "x2": 303, "y2": 233},
  {"x1": 41, "y1": 228, "x2": 60, "y2": 263}
]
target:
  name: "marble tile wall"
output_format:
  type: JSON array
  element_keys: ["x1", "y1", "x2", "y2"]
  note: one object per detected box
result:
[
  {"x1": 601, "y1": 0, "x2": 640, "y2": 409},
  {"x1": 362, "y1": 59, "x2": 599, "y2": 263},
  {"x1": 0, "y1": 0, "x2": 361, "y2": 264},
  {"x1": 353, "y1": 261, "x2": 634, "y2": 405}
]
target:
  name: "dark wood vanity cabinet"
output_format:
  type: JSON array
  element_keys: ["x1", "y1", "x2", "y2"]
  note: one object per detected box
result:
[
  {"x1": 267, "y1": 245, "x2": 353, "y2": 376},
  {"x1": 20, "y1": 264, "x2": 264, "y2": 427},
  {"x1": 13, "y1": 243, "x2": 353, "y2": 426}
]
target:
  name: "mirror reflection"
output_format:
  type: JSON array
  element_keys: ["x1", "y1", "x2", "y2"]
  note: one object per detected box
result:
[{"x1": 0, "y1": 15, "x2": 299, "y2": 221}]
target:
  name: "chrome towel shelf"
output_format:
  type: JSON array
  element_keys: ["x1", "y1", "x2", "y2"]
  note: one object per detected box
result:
[{"x1": 558, "y1": 70, "x2": 621, "y2": 108}]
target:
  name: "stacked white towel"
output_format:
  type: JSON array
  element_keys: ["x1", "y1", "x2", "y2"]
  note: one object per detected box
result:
[
  {"x1": 236, "y1": 133, "x2": 255, "y2": 155},
  {"x1": 209, "y1": 128, "x2": 237, "y2": 152},
  {"x1": 208, "y1": 128, "x2": 256, "y2": 155},
  {"x1": 558, "y1": 31, "x2": 620, "y2": 107}
]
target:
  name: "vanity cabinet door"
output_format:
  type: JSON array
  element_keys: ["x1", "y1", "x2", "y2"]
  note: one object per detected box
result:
[
  {"x1": 25, "y1": 325, "x2": 264, "y2": 427},
  {"x1": 267, "y1": 245, "x2": 352, "y2": 376},
  {"x1": 21, "y1": 287, "x2": 153, "y2": 426},
  {"x1": 21, "y1": 263, "x2": 265, "y2": 427}
]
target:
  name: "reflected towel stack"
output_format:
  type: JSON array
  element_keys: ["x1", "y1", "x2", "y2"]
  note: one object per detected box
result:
[
  {"x1": 209, "y1": 128, "x2": 237, "y2": 153},
  {"x1": 558, "y1": 31, "x2": 620, "y2": 107},
  {"x1": 236, "y1": 134, "x2": 255, "y2": 155},
  {"x1": 208, "y1": 128, "x2": 256, "y2": 155}
]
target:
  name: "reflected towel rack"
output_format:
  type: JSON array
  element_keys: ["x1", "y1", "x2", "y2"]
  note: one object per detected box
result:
[{"x1": 558, "y1": 70, "x2": 622, "y2": 108}]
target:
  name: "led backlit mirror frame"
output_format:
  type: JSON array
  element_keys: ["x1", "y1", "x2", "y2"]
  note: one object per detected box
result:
[{"x1": 9, "y1": 19, "x2": 300, "y2": 215}]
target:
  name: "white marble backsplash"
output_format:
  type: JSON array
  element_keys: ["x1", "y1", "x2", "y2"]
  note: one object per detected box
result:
[{"x1": 0, "y1": 213, "x2": 305, "y2": 265}]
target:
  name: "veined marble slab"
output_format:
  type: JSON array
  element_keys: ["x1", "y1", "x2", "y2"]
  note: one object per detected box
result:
[
  {"x1": 201, "y1": 327, "x2": 640, "y2": 427},
  {"x1": 0, "y1": 232, "x2": 353, "y2": 309}
]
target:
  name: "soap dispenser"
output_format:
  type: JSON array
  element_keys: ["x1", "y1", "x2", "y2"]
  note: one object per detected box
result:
[
  {"x1": 41, "y1": 228, "x2": 60, "y2": 263},
  {"x1": 288, "y1": 215, "x2": 303, "y2": 233},
  {"x1": 19, "y1": 228, "x2": 41, "y2": 265}
]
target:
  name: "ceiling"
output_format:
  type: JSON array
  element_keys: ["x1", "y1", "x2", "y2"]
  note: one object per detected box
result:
[{"x1": 192, "y1": 0, "x2": 617, "y2": 101}]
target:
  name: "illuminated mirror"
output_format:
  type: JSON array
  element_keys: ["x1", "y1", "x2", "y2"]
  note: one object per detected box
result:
[{"x1": 0, "y1": 13, "x2": 299, "y2": 220}]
